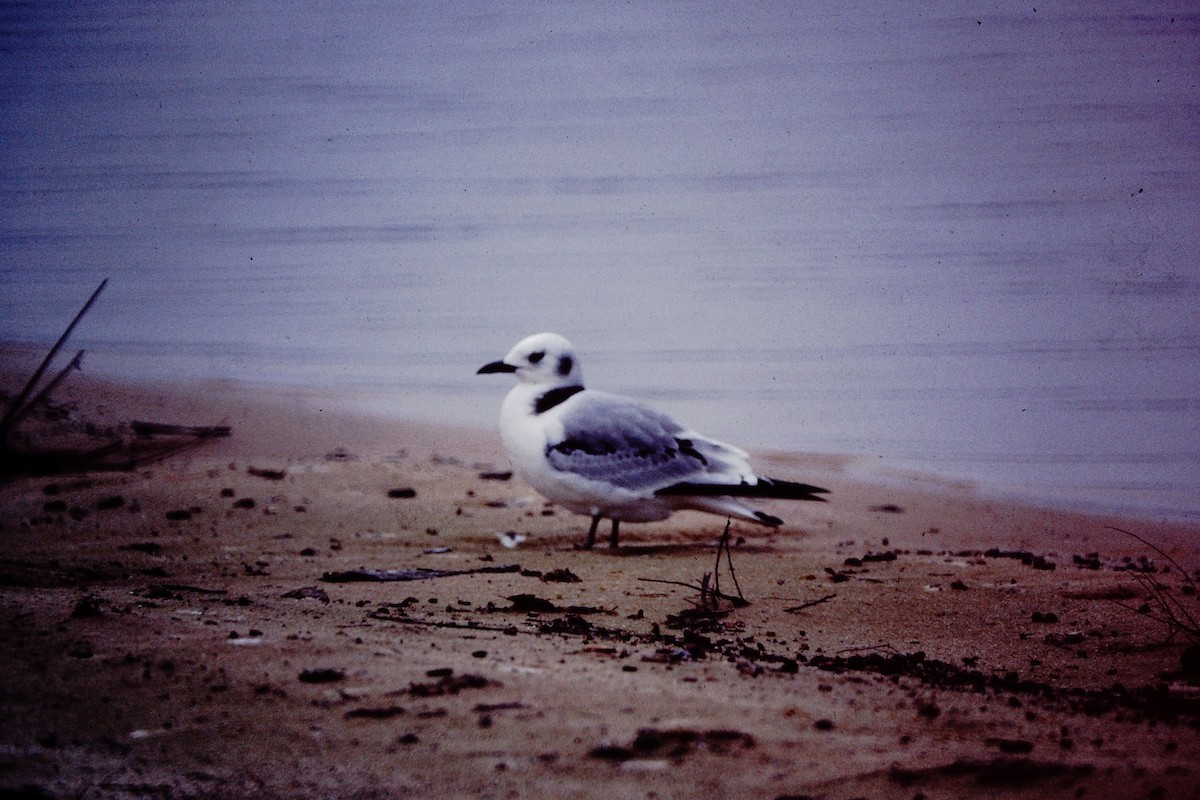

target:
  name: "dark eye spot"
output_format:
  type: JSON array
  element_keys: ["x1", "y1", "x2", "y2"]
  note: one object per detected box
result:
[
  {"x1": 528, "y1": 351, "x2": 545, "y2": 364},
  {"x1": 557, "y1": 356, "x2": 573, "y2": 377}
]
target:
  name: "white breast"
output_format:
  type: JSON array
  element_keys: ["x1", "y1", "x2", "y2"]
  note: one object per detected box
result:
[{"x1": 496, "y1": 385, "x2": 672, "y2": 522}]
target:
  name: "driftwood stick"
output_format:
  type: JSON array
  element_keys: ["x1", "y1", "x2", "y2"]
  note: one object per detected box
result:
[
  {"x1": 0, "y1": 351, "x2": 86, "y2": 441},
  {"x1": 130, "y1": 421, "x2": 232, "y2": 439},
  {"x1": 30, "y1": 350, "x2": 86, "y2": 410},
  {"x1": 784, "y1": 593, "x2": 837, "y2": 613},
  {"x1": 0, "y1": 279, "x2": 107, "y2": 441},
  {"x1": 367, "y1": 613, "x2": 521, "y2": 634}
]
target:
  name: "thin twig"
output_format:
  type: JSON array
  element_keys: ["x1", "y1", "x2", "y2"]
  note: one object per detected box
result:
[
  {"x1": 1107, "y1": 526, "x2": 1199, "y2": 638},
  {"x1": 638, "y1": 520, "x2": 750, "y2": 610},
  {"x1": 711, "y1": 526, "x2": 723, "y2": 601},
  {"x1": 706, "y1": 520, "x2": 744, "y2": 608},
  {"x1": 835, "y1": 642, "x2": 902, "y2": 656},
  {"x1": 638, "y1": 577, "x2": 749, "y2": 607},
  {"x1": 368, "y1": 613, "x2": 522, "y2": 634},
  {"x1": 0, "y1": 350, "x2": 87, "y2": 448},
  {"x1": 0, "y1": 279, "x2": 107, "y2": 442},
  {"x1": 1107, "y1": 526, "x2": 1198, "y2": 591},
  {"x1": 1123, "y1": 571, "x2": 1198, "y2": 641},
  {"x1": 720, "y1": 521, "x2": 744, "y2": 602},
  {"x1": 23, "y1": 350, "x2": 86, "y2": 420},
  {"x1": 784, "y1": 593, "x2": 837, "y2": 613}
]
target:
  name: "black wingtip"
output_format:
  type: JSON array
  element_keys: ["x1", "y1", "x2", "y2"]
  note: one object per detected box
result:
[
  {"x1": 655, "y1": 477, "x2": 830, "y2": 502},
  {"x1": 759, "y1": 476, "x2": 830, "y2": 498}
]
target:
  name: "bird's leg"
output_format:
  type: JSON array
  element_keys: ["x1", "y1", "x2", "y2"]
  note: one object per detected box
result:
[
  {"x1": 608, "y1": 519, "x2": 620, "y2": 549},
  {"x1": 583, "y1": 514, "x2": 601, "y2": 550}
]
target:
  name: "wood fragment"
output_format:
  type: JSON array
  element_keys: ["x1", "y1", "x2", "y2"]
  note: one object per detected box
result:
[
  {"x1": 18, "y1": 350, "x2": 86, "y2": 430},
  {"x1": 246, "y1": 465, "x2": 286, "y2": 480},
  {"x1": 321, "y1": 564, "x2": 521, "y2": 583},
  {"x1": 367, "y1": 612, "x2": 520, "y2": 634},
  {"x1": 345, "y1": 706, "x2": 407, "y2": 719},
  {"x1": 784, "y1": 593, "x2": 837, "y2": 613},
  {"x1": 0, "y1": 279, "x2": 107, "y2": 443},
  {"x1": 1, "y1": 281, "x2": 233, "y2": 477},
  {"x1": 131, "y1": 421, "x2": 232, "y2": 439}
]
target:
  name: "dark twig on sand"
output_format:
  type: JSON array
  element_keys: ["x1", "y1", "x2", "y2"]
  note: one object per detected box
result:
[
  {"x1": 367, "y1": 613, "x2": 522, "y2": 634},
  {"x1": 1107, "y1": 526, "x2": 1199, "y2": 642},
  {"x1": 321, "y1": 565, "x2": 521, "y2": 583},
  {"x1": 784, "y1": 593, "x2": 837, "y2": 614},
  {"x1": 130, "y1": 421, "x2": 232, "y2": 439},
  {"x1": 711, "y1": 520, "x2": 744, "y2": 605},
  {"x1": 638, "y1": 577, "x2": 750, "y2": 608},
  {"x1": 21, "y1": 350, "x2": 86, "y2": 428},
  {"x1": 835, "y1": 642, "x2": 903, "y2": 657},
  {"x1": 0, "y1": 279, "x2": 234, "y2": 476},
  {"x1": 641, "y1": 520, "x2": 750, "y2": 610},
  {"x1": 0, "y1": 280, "x2": 107, "y2": 444}
]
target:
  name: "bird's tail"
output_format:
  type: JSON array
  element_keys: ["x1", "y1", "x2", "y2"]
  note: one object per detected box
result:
[{"x1": 655, "y1": 476, "x2": 829, "y2": 503}]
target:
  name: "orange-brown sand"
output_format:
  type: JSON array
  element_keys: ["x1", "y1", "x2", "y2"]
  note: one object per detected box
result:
[{"x1": 2, "y1": 353, "x2": 1198, "y2": 799}]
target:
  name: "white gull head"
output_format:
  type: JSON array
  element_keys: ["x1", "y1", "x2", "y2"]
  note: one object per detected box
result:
[{"x1": 477, "y1": 331, "x2": 583, "y2": 388}]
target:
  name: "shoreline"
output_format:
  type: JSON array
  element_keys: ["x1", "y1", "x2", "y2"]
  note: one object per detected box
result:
[{"x1": 2, "y1": 340, "x2": 1194, "y2": 526}]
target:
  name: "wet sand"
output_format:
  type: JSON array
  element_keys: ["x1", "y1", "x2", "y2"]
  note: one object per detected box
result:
[{"x1": 1, "y1": 362, "x2": 1198, "y2": 799}]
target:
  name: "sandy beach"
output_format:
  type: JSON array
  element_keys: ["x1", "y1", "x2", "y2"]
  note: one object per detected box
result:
[{"x1": 1, "y1": 358, "x2": 1198, "y2": 799}]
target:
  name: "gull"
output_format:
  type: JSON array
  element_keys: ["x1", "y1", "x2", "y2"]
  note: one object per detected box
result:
[{"x1": 477, "y1": 332, "x2": 829, "y2": 548}]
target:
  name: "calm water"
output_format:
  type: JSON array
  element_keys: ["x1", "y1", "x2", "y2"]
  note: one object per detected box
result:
[{"x1": 2, "y1": 3, "x2": 1198, "y2": 520}]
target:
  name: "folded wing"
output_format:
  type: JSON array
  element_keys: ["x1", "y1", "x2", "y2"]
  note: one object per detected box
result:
[
  {"x1": 544, "y1": 392, "x2": 755, "y2": 491},
  {"x1": 544, "y1": 392, "x2": 828, "y2": 502}
]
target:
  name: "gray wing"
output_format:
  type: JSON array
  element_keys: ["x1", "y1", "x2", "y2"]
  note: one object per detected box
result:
[{"x1": 544, "y1": 392, "x2": 746, "y2": 491}]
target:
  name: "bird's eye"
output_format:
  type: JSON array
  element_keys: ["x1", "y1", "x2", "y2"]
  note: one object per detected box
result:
[{"x1": 528, "y1": 351, "x2": 545, "y2": 364}]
